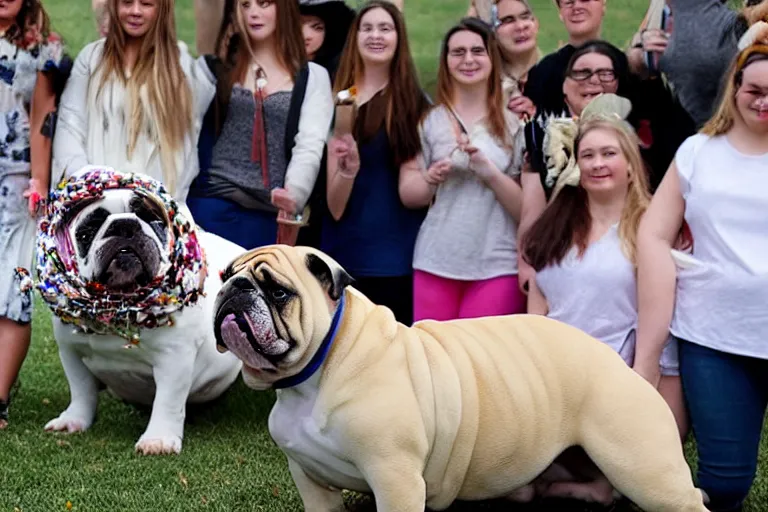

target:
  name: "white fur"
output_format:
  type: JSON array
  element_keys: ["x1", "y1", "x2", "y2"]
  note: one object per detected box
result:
[
  {"x1": 267, "y1": 373, "x2": 370, "y2": 493},
  {"x1": 45, "y1": 223, "x2": 245, "y2": 456}
]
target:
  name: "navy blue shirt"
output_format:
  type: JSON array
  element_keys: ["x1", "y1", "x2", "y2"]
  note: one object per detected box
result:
[{"x1": 321, "y1": 125, "x2": 426, "y2": 277}]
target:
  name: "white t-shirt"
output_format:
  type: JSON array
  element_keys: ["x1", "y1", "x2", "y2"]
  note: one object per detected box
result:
[{"x1": 671, "y1": 133, "x2": 768, "y2": 359}]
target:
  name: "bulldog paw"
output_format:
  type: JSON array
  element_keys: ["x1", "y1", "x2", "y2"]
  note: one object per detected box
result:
[
  {"x1": 44, "y1": 414, "x2": 91, "y2": 433},
  {"x1": 135, "y1": 435, "x2": 182, "y2": 455}
]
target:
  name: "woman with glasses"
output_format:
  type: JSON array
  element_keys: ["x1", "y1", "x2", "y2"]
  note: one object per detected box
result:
[
  {"x1": 493, "y1": 0, "x2": 542, "y2": 121},
  {"x1": 400, "y1": 17, "x2": 526, "y2": 322},
  {"x1": 518, "y1": 41, "x2": 633, "y2": 291}
]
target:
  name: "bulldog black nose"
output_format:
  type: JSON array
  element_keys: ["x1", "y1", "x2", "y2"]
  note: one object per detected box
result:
[
  {"x1": 229, "y1": 276, "x2": 256, "y2": 292},
  {"x1": 104, "y1": 218, "x2": 141, "y2": 239}
]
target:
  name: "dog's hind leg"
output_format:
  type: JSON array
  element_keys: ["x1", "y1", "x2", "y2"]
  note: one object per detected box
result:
[
  {"x1": 575, "y1": 370, "x2": 708, "y2": 512},
  {"x1": 44, "y1": 344, "x2": 100, "y2": 433},
  {"x1": 287, "y1": 457, "x2": 345, "y2": 512}
]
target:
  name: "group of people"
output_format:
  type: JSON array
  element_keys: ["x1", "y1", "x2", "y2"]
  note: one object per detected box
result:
[{"x1": 0, "y1": 0, "x2": 765, "y2": 511}]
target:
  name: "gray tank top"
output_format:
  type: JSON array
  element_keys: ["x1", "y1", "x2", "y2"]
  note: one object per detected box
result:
[
  {"x1": 535, "y1": 225, "x2": 637, "y2": 364},
  {"x1": 206, "y1": 87, "x2": 291, "y2": 211}
]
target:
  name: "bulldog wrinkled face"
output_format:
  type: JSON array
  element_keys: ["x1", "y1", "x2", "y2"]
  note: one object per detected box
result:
[
  {"x1": 63, "y1": 189, "x2": 171, "y2": 290},
  {"x1": 213, "y1": 248, "x2": 352, "y2": 390}
]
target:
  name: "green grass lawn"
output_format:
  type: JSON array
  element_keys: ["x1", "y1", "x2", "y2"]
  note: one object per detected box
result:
[{"x1": 2, "y1": 0, "x2": 766, "y2": 510}]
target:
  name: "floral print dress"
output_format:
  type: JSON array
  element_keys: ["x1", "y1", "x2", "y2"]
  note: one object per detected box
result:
[{"x1": 0, "y1": 34, "x2": 63, "y2": 324}]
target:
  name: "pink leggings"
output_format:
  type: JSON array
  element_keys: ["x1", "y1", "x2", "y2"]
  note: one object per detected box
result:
[{"x1": 413, "y1": 270, "x2": 527, "y2": 322}]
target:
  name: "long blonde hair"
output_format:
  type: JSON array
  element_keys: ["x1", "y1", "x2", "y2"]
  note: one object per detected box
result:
[
  {"x1": 96, "y1": 0, "x2": 194, "y2": 196},
  {"x1": 578, "y1": 119, "x2": 651, "y2": 266},
  {"x1": 523, "y1": 117, "x2": 651, "y2": 270}
]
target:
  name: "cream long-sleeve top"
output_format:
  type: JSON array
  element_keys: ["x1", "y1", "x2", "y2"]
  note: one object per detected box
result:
[
  {"x1": 53, "y1": 39, "x2": 333, "y2": 215},
  {"x1": 52, "y1": 39, "x2": 215, "y2": 213}
]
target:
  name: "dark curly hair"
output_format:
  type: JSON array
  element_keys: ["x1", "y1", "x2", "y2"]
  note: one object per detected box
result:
[{"x1": 5, "y1": 0, "x2": 52, "y2": 51}]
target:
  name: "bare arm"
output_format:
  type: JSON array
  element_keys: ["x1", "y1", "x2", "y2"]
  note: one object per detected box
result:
[
  {"x1": 398, "y1": 156, "x2": 438, "y2": 209},
  {"x1": 634, "y1": 161, "x2": 686, "y2": 387},
  {"x1": 194, "y1": 0, "x2": 225, "y2": 56},
  {"x1": 326, "y1": 135, "x2": 359, "y2": 221},
  {"x1": 518, "y1": 166, "x2": 547, "y2": 241},
  {"x1": 30, "y1": 71, "x2": 57, "y2": 192},
  {"x1": 485, "y1": 171, "x2": 523, "y2": 222},
  {"x1": 527, "y1": 277, "x2": 548, "y2": 316}
]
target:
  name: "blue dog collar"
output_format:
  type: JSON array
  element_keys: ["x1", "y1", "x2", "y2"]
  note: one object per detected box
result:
[{"x1": 272, "y1": 293, "x2": 346, "y2": 389}]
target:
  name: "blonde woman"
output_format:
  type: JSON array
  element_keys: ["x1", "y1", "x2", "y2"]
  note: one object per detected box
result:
[
  {"x1": 636, "y1": 17, "x2": 768, "y2": 511},
  {"x1": 53, "y1": 0, "x2": 213, "y2": 217},
  {"x1": 521, "y1": 94, "x2": 686, "y2": 505}
]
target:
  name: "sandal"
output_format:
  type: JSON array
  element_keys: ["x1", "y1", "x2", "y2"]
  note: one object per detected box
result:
[
  {"x1": 0, "y1": 379, "x2": 20, "y2": 430},
  {"x1": 0, "y1": 398, "x2": 8, "y2": 430}
]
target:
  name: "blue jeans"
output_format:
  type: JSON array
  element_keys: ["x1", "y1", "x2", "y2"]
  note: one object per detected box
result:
[
  {"x1": 679, "y1": 340, "x2": 768, "y2": 512},
  {"x1": 187, "y1": 196, "x2": 278, "y2": 250}
]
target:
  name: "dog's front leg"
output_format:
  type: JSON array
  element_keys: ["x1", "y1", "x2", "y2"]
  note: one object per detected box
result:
[
  {"x1": 363, "y1": 458, "x2": 426, "y2": 512},
  {"x1": 134, "y1": 350, "x2": 195, "y2": 455},
  {"x1": 287, "y1": 457, "x2": 345, "y2": 512},
  {"x1": 44, "y1": 344, "x2": 100, "y2": 433}
]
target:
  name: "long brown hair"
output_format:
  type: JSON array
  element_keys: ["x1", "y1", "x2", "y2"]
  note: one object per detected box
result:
[
  {"x1": 522, "y1": 120, "x2": 651, "y2": 271},
  {"x1": 333, "y1": 0, "x2": 428, "y2": 167},
  {"x1": 435, "y1": 17, "x2": 508, "y2": 145},
  {"x1": 211, "y1": 0, "x2": 307, "y2": 135},
  {"x1": 95, "y1": 0, "x2": 193, "y2": 196},
  {"x1": 4, "y1": 0, "x2": 52, "y2": 51}
]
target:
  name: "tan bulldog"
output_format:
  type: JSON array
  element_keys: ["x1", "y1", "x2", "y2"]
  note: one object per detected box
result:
[{"x1": 212, "y1": 245, "x2": 708, "y2": 512}]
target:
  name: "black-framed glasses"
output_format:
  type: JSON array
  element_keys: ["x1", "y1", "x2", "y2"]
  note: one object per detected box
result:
[
  {"x1": 497, "y1": 11, "x2": 534, "y2": 26},
  {"x1": 568, "y1": 68, "x2": 616, "y2": 83}
]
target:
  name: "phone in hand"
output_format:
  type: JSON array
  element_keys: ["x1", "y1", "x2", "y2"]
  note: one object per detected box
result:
[{"x1": 644, "y1": 3, "x2": 671, "y2": 75}]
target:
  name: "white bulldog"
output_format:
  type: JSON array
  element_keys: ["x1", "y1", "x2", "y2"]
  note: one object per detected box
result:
[{"x1": 41, "y1": 167, "x2": 244, "y2": 455}]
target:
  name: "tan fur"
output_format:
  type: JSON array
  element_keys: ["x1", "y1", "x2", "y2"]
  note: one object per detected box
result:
[{"x1": 223, "y1": 246, "x2": 709, "y2": 512}]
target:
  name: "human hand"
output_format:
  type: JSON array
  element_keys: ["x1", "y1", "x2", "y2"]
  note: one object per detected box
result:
[
  {"x1": 271, "y1": 188, "x2": 297, "y2": 215},
  {"x1": 22, "y1": 178, "x2": 47, "y2": 216},
  {"x1": 424, "y1": 158, "x2": 452, "y2": 185},
  {"x1": 508, "y1": 95, "x2": 536, "y2": 120},
  {"x1": 463, "y1": 144, "x2": 499, "y2": 183},
  {"x1": 330, "y1": 133, "x2": 360, "y2": 177},
  {"x1": 640, "y1": 28, "x2": 669, "y2": 54},
  {"x1": 633, "y1": 360, "x2": 661, "y2": 389}
]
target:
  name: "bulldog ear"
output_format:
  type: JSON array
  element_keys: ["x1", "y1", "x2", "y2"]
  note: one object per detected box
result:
[{"x1": 305, "y1": 252, "x2": 353, "y2": 301}]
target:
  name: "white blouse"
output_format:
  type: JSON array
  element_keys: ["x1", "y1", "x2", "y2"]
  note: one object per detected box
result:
[{"x1": 52, "y1": 39, "x2": 215, "y2": 213}]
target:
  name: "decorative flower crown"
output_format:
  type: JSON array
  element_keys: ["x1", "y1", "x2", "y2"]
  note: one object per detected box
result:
[
  {"x1": 26, "y1": 167, "x2": 207, "y2": 348},
  {"x1": 542, "y1": 93, "x2": 633, "y2": 201}
]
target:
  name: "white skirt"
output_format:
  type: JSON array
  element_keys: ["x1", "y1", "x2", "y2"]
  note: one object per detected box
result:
[{"x1": 0, "y1": 173, "x2": 36, "y2": 323}]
